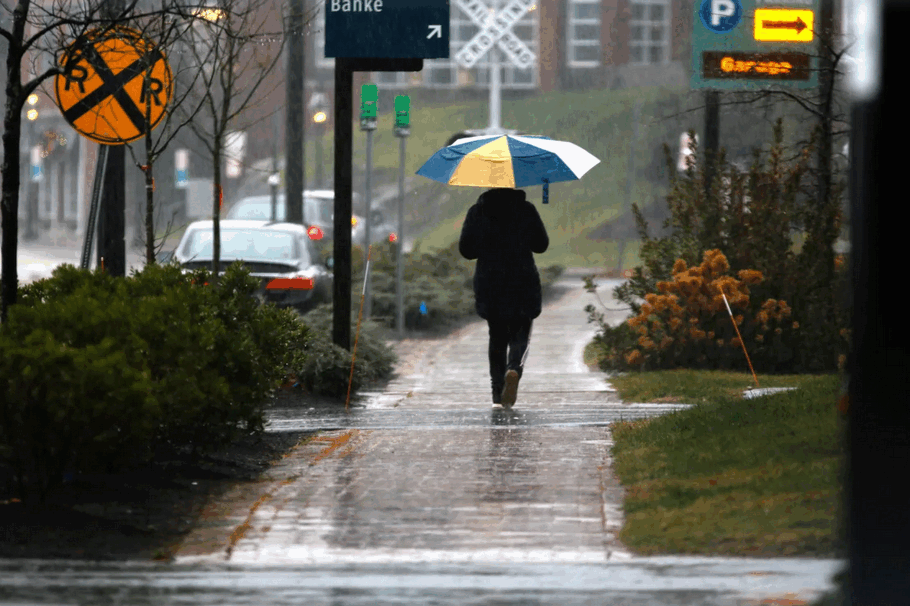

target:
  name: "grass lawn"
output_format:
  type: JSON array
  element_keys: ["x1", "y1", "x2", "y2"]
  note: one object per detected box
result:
[{"x1": 608, "y1": 369, "x2": 846, "y2": 557}]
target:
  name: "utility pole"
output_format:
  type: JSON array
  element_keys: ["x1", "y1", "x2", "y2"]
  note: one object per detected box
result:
[{"x1": 285, "y1": 0, "x2": 304, "y2": 224}]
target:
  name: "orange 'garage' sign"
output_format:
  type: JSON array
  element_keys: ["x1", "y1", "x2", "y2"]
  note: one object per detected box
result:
[{"x1": 55, "y1": 27, "x2": 172, "y2": 145}]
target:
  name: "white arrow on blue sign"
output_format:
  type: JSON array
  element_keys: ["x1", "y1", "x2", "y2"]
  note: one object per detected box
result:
[{"x1": 325, "y1": 0, "x2": 450, "y2": 59}]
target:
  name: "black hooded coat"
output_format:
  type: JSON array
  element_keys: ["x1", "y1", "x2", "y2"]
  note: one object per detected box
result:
[{"x1": 458, "y1": 188, "x2": 549, "y2": 320}]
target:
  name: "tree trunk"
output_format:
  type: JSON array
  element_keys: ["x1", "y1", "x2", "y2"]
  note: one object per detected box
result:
[
  {"x1": 212, "y1": 139, "x2": 221, "y2": 280},
  {"x1": 144, "y1": 95, "x2": 155, "y2": 266},
  {"x1": 1, "y1": 0, "x2": 28, "y2": 323}
]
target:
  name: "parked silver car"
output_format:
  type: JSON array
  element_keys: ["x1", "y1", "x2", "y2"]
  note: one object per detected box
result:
[
  {"x1": 173, "y1": 220, "x2": 333, "y2": 312},
  {"x1": 225, "y1": 190, "x2": 366, "y2": 244}
]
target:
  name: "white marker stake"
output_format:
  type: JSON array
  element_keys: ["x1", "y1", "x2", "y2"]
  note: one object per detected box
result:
[
  {"x1": 722, "y1": 293, "x2": 759, "y2": 388},
  {"x1": 346, "y1": 246, "x2": 373, "y2": 410}
]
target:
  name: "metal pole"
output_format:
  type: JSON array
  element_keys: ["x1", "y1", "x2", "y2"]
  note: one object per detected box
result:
[
  {"x1": 23, "y1": 119, "x2": 37, "y2": 240},
  {"x1": 396, "y1": 134, "x2": 405, "y2": 339},
  {"x1": 81, "y1": 145, "x2": 108, "y2": 270},
  {"x1": 332, "y1": 59, "x2": 353, "y2": 351},
  {"x1": 271, "y1": 112, "x2": 279, "y2": 221},
  {"x1": 98, "y1": 0, "x2": 125, "y2": 276},
  {"x1": 364, "y1": 127, "x2": 373, "y2": 318},
  {"x1": 316, "y1": 123, "x2": 324, "y2": 189},
  {"x1": 619, "y1": 101, "x2": 642, "y2": 274},
  {"x1": 285, "y1": 0, "x2": 305, "y2": 224},
  {"x1": 489, "y1": 8, "x2": 501, "y2": 132}
]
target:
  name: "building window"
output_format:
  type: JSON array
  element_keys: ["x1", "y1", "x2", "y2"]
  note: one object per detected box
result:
[
  {"x1": 629, "y1": 0, "x2": 669, "y2": 65},
  {"x1": 567, "y1": 0, "x2": 601, "y2": 67}
]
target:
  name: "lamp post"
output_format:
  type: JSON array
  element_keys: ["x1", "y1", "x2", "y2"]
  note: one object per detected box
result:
[
  {"x1": 308, "y1": 91, "x2": 329, "y2": 190},
  {"x1": 24, "y1": 94, "x2": 40, "y2": 241}
]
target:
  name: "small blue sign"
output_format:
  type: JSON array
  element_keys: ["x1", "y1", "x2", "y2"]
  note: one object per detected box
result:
[
  {"x1": 325, "y1": 0, "x2": 449, "y2": 59},
  {"x1": 699, "y1": 0, "x2": 743, "y2": 33},
  {"x1": 176, "y1": 168, "x2": 188, "y2": 188},
  {"x1": 31, "y1": 164, "x2": 42, "y2": 182}
]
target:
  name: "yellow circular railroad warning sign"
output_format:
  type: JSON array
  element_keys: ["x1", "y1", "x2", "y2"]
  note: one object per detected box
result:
[{"x1": 55, "y1": 27, "x2": 173, "y2": 145}]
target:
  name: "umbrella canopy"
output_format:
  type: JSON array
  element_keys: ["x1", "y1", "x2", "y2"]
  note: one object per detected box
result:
[{"x1": 416, "y1": 134, "x2": 600, "y2": 203}]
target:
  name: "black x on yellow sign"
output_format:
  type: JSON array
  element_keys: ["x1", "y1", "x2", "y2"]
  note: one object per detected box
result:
[{"x1": 55, "y1": 27, "x2": 173, "y2": 145}]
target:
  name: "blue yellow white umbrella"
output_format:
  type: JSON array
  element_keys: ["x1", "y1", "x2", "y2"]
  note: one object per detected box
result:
[{"x1": 416, "y1": 134, "x2": 600, "y2": 203}]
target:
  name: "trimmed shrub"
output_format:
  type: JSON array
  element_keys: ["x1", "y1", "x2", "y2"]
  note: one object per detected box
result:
[
  {"x1": 0, "y1": 262, "x2": 308, "y2": 502},
  {"x1": 295, "y1": 302, "x2": 397, "y2": 399},
  {"x1": 620, "y1": 250, "x2": 797, "y2": 371}
]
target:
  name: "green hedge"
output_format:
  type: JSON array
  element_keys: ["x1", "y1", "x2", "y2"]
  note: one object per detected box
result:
[
  {"x1": 0, "y1": 262, "x2": 308, "y2": 503},
  {"x1": 347, "y1": 239, "x2": 564, "y2": 333}
]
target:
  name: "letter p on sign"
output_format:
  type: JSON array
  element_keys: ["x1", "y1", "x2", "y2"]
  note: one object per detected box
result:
[
  {"x1": 699, "y1": 0, "x2": 742, "y2": 33},
  {"x1": 712, "y1": 0, "x2": 736, "y2": 25}
]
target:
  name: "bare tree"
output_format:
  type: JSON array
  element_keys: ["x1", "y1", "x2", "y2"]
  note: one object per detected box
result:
[
  {"x1": 177, "y1": 0, "x2": 285, "y2": 279},
  {"x1": 121, "y1": 2, "x2": 211, "y2": 265}
]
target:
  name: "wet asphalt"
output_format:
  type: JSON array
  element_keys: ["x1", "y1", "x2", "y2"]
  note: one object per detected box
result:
[{"x1": 0, "y1": 257, "x2": 845, "y2": 605}]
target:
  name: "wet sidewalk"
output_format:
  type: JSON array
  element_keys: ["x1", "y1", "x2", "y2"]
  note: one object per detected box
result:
[{"x1": 172, "y1": 269, "x2": 844, "y2": 604}]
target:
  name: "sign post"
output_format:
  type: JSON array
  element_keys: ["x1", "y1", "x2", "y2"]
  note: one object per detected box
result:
[
  {"x1": 453, "y1": 0, "x2": 536, "y2": 134},
  {"x1": 394, "y1": 95, "x2": 410, "y2": 339},
  {"x1": 325, "y1": 1, "x2": 447, "y2": 350},
  {"x1": 360, "y1": 83, "x2": 378, "y2": 318}
]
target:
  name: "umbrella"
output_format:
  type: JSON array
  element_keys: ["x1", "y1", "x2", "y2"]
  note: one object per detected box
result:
[{"x1": 416, "y1": 134, "x2": 600, "y2": 203}]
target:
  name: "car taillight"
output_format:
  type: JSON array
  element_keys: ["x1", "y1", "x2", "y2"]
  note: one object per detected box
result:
[
  {"x1": 266, "y1": 277, "x2": 314, "y2": 290},
  {"x1": 307, "y1": 226, "x2": 324, "y2": 240}
]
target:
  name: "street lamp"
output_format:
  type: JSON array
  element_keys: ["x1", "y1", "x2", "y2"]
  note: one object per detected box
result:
[
  {"x1": 309, "y1": 92, "x2": 329, "y2": 189},
  {"x1": 24, "y1": 94, "x2": 40, "y2": 240}
]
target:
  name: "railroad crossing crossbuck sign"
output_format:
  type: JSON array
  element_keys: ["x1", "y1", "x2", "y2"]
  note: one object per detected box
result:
[
  {"x1": 55, "y1": 27, "x2": 173, "y2": 144},
  {"x1": 454, "y1": 0, "x2": 536, "y2": 69}
]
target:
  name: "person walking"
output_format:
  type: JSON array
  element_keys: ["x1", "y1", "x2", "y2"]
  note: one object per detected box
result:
[{"x1": 458, "y1": 187, "x2": 549, "y2": 408}]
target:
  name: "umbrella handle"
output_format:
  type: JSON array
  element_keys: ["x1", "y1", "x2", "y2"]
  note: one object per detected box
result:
[{"x1": 542, "y1": 178, "x2": 549, "y2": 204}]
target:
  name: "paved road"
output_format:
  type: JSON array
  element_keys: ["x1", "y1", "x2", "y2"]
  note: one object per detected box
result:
[
  {"x1": 3, "y1": 242, "x2": 145, "y2": 285},
  {"x1": 0, "y1": 269, "x2": 844, "y2": 605}
]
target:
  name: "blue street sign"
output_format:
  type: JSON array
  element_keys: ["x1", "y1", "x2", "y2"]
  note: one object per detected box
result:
[
  {"x1": 176, "y1": 168, "x2": 188, "y2": 188},
  {"x1": 325, "y1": 0, "x2": 449, "y2": 59},
  {"x1": 699, "y1": 0, "x2": 743, "y2": 34},
  {"x1": 31, "y1": 164, "x2": 42, "y2": 182}
]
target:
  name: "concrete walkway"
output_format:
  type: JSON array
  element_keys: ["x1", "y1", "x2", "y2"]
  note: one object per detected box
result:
[{"x1": 172, "y1": 269, "x2": 844, "y2": 604}]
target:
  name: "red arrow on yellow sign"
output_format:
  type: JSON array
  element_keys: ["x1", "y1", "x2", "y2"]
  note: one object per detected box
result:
[{"x1": 754, "y1": 9, "x2": 815, "y2": 43}]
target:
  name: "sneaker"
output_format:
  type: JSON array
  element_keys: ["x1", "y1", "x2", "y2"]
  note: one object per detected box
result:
[
  {"x1": 492, "y1": 388, "x2": 503, "y2": 405},
  {"x1": 500, "y1": 369, "x2": 519, "y2": 408}
]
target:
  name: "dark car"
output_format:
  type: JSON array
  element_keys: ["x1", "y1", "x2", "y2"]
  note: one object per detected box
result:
[
  {"x1": 225, "y1": 190, "x2": 366, "y2": 245},
  {"x1": 173, "y1": 220, "x2": 333, "y2": 312}
]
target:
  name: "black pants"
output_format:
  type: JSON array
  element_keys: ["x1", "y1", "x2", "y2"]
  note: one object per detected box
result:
[{"x1": 486, "y1": 315, "x2": 533, "y2": 392}]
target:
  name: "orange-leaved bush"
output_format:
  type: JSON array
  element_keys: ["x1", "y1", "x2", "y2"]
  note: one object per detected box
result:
[{"x1": 623, "y1": 250, "x2": 797, "y2": 371}]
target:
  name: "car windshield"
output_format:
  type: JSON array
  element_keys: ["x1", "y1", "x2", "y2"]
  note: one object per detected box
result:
[
  {"x1": 182, "y1": 228, "x2": 302, "y2": 263},
  {"x1": 227, "y1": 197, "x2": 286, "y2": 221},
  {"x1": 227, "y1": 196, "x2": 334, "y2": 224}
]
